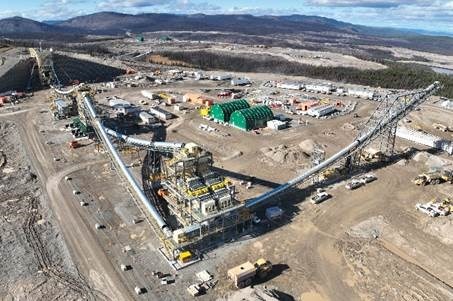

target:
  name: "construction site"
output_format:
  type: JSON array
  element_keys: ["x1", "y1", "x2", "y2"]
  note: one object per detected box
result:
[{"x1": 1, "y1": 42, "x2": 453, "y2": 301}]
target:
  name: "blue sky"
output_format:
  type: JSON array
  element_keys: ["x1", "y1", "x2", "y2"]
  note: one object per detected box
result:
[{"x1": 0, "y1": 0, "x2": 452, "y2": 34}]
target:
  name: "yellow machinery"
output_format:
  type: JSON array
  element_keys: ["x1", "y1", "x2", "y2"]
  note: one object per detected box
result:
[
  {"x1": 178, "y1": 251, "x2": 192, "y2": 263},
  {"x1": 413, "y1": 171, "x2": 452, "y2": 186},
  {"x1": 199, "y1": 107, "x2": 211, "y2": 117},
  {"x1": 319, "y1": 97, "x2": 330, "y2": 105},
  {"x1": 209, "y1": 178, "x2": 230, "y2": 191},
  {"x1": 186, "y1": 186, "x2": 209, "y2": 197}
]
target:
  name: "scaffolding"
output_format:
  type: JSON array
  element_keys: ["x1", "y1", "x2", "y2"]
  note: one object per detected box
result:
[{"x1": 157, "y1": 143, "x2": 251, "y2": 253}]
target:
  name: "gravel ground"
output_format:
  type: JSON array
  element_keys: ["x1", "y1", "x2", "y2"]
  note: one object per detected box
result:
[{"x1": 0, "y1": 121, "x2": 92, "y2": 300}]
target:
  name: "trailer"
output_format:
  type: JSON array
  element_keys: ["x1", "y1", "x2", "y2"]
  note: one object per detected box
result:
[
  {"x1": 139, "y1": 111, "x2": 158, "y2": 124},
  {"x1": 307, "y1": 105, "x2": 336, "y2": 118},
  {"x1": 149, "y1": 106, "x2": 174, "y2": 120}
]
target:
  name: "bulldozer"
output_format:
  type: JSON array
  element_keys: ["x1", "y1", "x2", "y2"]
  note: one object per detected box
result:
[{"x1": 413, "y1": 170, "x2": 453, "y2": 186}]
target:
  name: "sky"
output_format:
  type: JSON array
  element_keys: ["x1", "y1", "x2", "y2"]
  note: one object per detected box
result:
[{"x1": 0, "y1": 0, "x2": 452, "y2": 34}]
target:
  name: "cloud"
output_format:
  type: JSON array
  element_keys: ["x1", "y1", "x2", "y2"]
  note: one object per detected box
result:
[
  {"x1": 97, "y1": 0, "x2": 170, "y2": 9},
  {"x1": 304, "y1": 0, "x2": 453, "y2": 33},
  {"x1": 306, "y1": 0, "x2": 431, "y2": 8}
]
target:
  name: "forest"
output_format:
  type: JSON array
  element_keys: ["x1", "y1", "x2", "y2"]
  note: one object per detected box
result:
[{"x1": 156, "y1": 50, "x2": 453, "y2": 98}]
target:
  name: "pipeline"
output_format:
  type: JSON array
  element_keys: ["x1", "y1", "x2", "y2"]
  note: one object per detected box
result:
[
  {"x1": 83, "y1": 94, "x2": 172, "y2": 237},
  {"x1": 104, "y1": 127, "x2": 184, "y2": 151},
  {"x1": 51, "y1": 83, "x2": 83, "y2": 95},
  {"x1": 246, "y1": 82, "x2": 441, "y2": 208}
]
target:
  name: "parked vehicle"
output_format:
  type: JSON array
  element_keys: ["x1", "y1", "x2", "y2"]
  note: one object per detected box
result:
[
  {"x1": 311, "y1": 192, "x2": 331, "y2": 204},
  {"x1": 360, "y1": 174, "x2": 377, "y2": 184},
  {"x1": 415, "y1": 203, "x2": 439, "y2": 217},
  {"x1": 345, "y1": 179, "x2": 363, "y2": 190}
]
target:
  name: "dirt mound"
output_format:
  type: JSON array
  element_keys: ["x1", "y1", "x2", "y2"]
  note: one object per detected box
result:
[
  {"x1": 341, "y1": 123, "x2": 356, "y2": 131},
  {"x1": 262, "y1": 144, "x2": 310, "y2": 166},
  {"x1": 299, "y1": 139, "x2": 316, "y2": 154}
]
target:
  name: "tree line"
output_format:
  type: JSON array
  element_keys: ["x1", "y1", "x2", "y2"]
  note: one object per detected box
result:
[{"x1": 157, "y1": 50, "x2": 453, "y2": 98}]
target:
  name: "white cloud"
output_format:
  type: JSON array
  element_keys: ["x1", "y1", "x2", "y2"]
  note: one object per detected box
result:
[
  {"x1": 306, "y1": 0, "x2": 431, "y2": 8},
  {"x1": 97, "y1": 0, "x2": 170, "y2": 9}
]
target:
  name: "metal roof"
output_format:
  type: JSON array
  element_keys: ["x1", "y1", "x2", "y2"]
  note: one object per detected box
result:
[
  {"x1": 210, "y1": 99, "x2": 250, "y2": 122},
  {"x1": 230, "y1": 105, "x2": 274, "y2": 130},
  {"x1": 232, "y1": 105, "x2": 273, "y2": 121}
]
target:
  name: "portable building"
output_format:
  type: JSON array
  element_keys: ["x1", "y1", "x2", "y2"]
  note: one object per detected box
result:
[
  {"x1": 298, "y1": 101, "x2": 320, "y2": 111},
  {"x1": 183, "y1": 93, "x2": 214, "y2": 106},
  {"x1": 141, "y1": 90, "x2": 159, "y2": 100},
  {"x1": 307, "y1": 104, "x2": 336, "y2": 118},
  {"x1": 139, "y1": 111, "x2": 157, "y2": 124},
  {"x1": 347, "y1": 88, "x2": 376, "y2": 100},
  {"x1": 230, "y1": 105, "x2": 274, "y2": 131},
  {"x1": 267, "y1": 120, "x2": 287, "y2": 130},
  {"x1": 277, "y1": 82, "x2": 302, "y2": 90},
  {"x1": 210, "y1": 74, "x2": 232, "y2": 81},
  {"x1": 109, "y1": 98, "x2": 131, "y2": 108},
  {"x1": 231, "y1": 78, "x2": 251, "y2": 86},
  {"x1": 209, "y1": 99, "x2": 250, "y2": 122},
  {"x1": 305, "y1": 83, "x2": 335, "y2": 94},
  {"x1": 149, "y1": 106, "x2": 174, "y2": 120}
]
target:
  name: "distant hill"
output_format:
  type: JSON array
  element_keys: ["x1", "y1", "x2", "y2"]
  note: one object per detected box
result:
[
  {"x1": 1, "y1": 12, "x2": 410, "y2": 36},
  {"x1": 0, "y1": 12, "x2": 452, "y2": 55},
  {"x1": 0, "y1": 16, "x2": 61, "y2": 34}
]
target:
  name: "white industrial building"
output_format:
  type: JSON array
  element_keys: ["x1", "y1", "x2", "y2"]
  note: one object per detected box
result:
[
  {"x1": 109, "y1": 98, "x2": 135, "y2": 115},
  {"x1": 305, "y1": 83, "x2": 335, "y2": 94},
  {"x1": 267, "y1": 120, "x2": 287, "y2": 130},
  {"x1": 276, "y1": 82, "x2": 303, "y2": 90},
  {"x1": 141, "y1": 90, "x2": 159, "y2": 100},
  {"x1": 139, "y1": 111, "x2": 157, "y2": 124},
  {"x1": 109, "y1": 98, "x2": 131, "y2": 108},
  {"x1": 149, "y1": 106, "x2": 174, "y2": 120},
  {"x1": 231, "y1": 77, "x2": 251, "y2": 86},
  {"x1": 396, "y1": 126, "x2": 453, "y2": 155},
  {"x1": 347, "y1": 88, "x2": 376, "y2": 100},
  {"x1": 307, "y1": 104, "x2": 336, "y2": 118},
  {"x1": 209, "y1": 74, "x2": 232, "y2": 81}
]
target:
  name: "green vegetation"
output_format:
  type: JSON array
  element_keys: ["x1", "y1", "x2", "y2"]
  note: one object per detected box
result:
[{"x1": 158, "y1": 51, "x2": 453, "y2": 98}]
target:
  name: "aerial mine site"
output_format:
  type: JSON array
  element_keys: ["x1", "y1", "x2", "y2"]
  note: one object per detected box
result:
[{"x1": 0, "y1": 3, "x2": 453, "y2": 301}]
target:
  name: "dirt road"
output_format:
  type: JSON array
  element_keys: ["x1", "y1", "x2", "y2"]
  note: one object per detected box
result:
[{"x1": 1, "y1": 108, "x2": 135, "y2": 300}]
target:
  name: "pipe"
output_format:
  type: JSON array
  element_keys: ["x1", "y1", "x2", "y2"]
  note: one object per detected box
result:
[
  {"x1": 83, "y1": 95, "x2": 172, "y2": 237},
  {"x1": 104, "y1": 127, "x2": 184, "y2": 151},
  {"x1": 246, "y1": 82, "x2": 440, "y2": 208},
  {"x1": 51, "y1": 83, "x2": 86, "y2": 95}
]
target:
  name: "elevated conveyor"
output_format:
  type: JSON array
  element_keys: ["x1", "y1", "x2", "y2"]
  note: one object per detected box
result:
[{"x1": 246, "y1": 82, "x2": 441, "y2": 208}]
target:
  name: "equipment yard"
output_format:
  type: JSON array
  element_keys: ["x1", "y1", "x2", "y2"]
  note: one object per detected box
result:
[{"x1": 1, "y1": 34, "x2": 453, "y2": 301}]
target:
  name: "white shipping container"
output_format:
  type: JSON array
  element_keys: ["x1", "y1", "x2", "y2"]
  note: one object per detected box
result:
[
  {"x1": 307, "y1": 105, "x2": 336, "y2": 118},
  {"x1": 141, "y1": 90, "x2": 158, "y2": 100}
]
